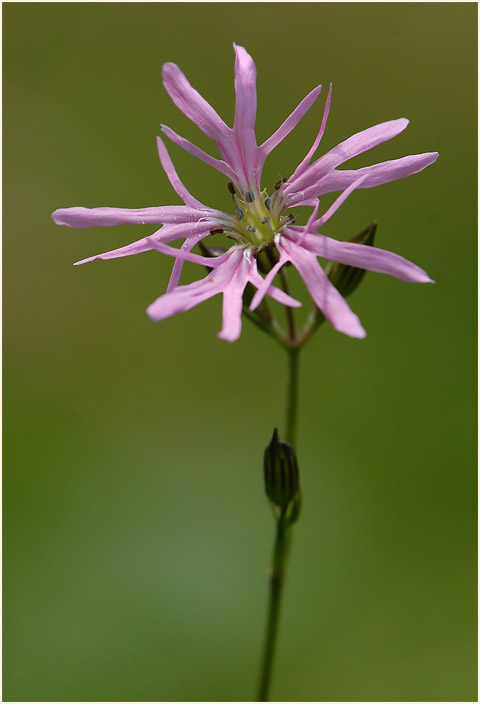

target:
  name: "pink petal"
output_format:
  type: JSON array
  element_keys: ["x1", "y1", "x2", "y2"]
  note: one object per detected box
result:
[
  {"x1": 297, "y1": 233, "x2": 434, "y2": 283},
  {"x1": 218, "y1": 251, "x2": 251, "y2": 342},
  {"x1": 147, "y1": 238, "x2": 233, "y2": 268},
  {"x1": 295, "y1": 199, "x2": 320, "y2": 246},
  {"x1": 233, "y1": 45, "x2": 257, "y2": 129},
  {"x1": 147, "y1": 245, "x2": 300, "y2": 342},
  {"x1": 289, "y1": 83, "x2": 332, "y2": 181},
  {"x1": 160, "y1": 124, "x2": 236, "y2": 181},
  {"x1": 73, "y1": 222, "x2": 212, "y2": 266},
  {"x1": 249, "y1": 253, "x2": 286, "y2": 312},
  {"x1": 146, "y1": 248, "x2": 243, "y2": 325},
  {"x1": 167, "y1": 231, "x2": 212, "y2": 292},
  {"x1": 51, "y1": 205, "x2": 208, "y2": 228},
  {"x1": 288, "y1": 118, "x2": 409, "y2": 194},
  {"x1": 316, "y1": 118, "x2": 409, "y2": 170},
  {"x1": 248, "y1": 262, "x2": 301, "y2": 309},
  {"x1": 260, "y1": 84, "x2": 323, "y2": 158},
  {"x1": 217, "y1": 249, "x2": 300, "y2": 342},
  {"x1": 233, "y1": 44, "x2": 258, "y2": 165},
  {"x1": 162, "y1": 61, "x2": 249, "y2": 188},
  {"x1": 288, "y1": 152, "x2": 439, "y2": 204},
  {"x1": 278, "y1": 237, "x2": 366, "y2": 338},
  {"x1": 323, "y1": 152, "x2": 440, "y2": 191},
  {"x1": 74, "y1": 235, "x2": 159, "y2": 266},
  {"x1": 162, "y1": 61, "x2": 229, "y2": 142},
  {"x1": 156, "y1": 137, "x2": 209, "y2": 209},
  {"x1": 147, "y1": 275, "x2": 225, "y2": 322},
  {"x1": 310, "y1": 176, "x2": 368, "y2": 229}
]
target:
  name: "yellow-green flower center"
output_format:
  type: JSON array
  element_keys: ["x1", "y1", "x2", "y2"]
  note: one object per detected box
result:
[{"x1": 218, "y1": 186, "x2": 293, "y2": 249}]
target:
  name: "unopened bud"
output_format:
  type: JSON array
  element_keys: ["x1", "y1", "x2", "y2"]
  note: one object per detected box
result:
[
  {"x1": 264, "y1": 429, "x2": 301, "y2": 523},
  {"x1": 327, "y1": 221, "x2": 377, "y2": 298}
]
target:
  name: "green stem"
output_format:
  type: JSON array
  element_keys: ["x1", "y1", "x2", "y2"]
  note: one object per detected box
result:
[
  {"x1": 296, "y1": 306, "x2": 325, "y2": 348},
  {"x1": 286, "y1": 346, "x2": 299, "y2": 447},
  {"x1": 257, "y1": 512, "x2": 291, "y2": 702},
  {"x1": 257, "y1": 347, "x2": 300, "y2": 701}
]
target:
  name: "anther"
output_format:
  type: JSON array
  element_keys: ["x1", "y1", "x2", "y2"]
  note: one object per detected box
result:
[
  {"x1": 236, "y1": 207, "x2": 244, "y2": 220},
  {"x1": 246, "y1": 226, "x2": 256, "y2": 233},
  {"x1": 227, "y1": 181, "x2": 236, "y2": 195},
  {"x1": 274, "y1": 177, "x2": 287, "y2": 190},
  {"x1": 245, "y1": 190, "x2": 255, "y2": 203},
  {"x1": 286, "y1": 214, "x2": 296, "y2": 224},
  {"x1": 261, "y1": 217, "x2": 270, "y2": 224},
  {"x1": 209, "y1": 227, "x2": 224, "y2": 235},
  {"x1": 264, "y1": 197, "x2": 271, "y2": 211}
]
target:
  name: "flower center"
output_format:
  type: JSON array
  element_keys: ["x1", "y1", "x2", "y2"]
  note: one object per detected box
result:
[{"x1": 217, "y1": 183, "x2": 294, "y2": 249}]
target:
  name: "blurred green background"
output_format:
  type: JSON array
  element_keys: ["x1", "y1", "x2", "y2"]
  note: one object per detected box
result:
[{"x1": 3, "y1": 3, "x2": 477, "y2": 702}]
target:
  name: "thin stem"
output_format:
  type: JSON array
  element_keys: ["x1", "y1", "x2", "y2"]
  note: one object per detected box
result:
[
  {"x1": 286, "y1": 346, "x2": 299, "y2": 447},
  {"x1": 257, "y1": 346, "x2": 300, "y2": 701},
  {"x1": 296, "y1": 306, "x2": 325, "y2": 348},
  {"x1": 257, "y1": 512, "x2": 291, "y2": 702}
]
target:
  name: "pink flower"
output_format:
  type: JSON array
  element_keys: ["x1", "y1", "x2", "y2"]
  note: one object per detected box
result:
[
  {"x1": 145, "y1": 242, "x2": 300, "y2": 343},
  {"x1": 52, "y1": 44, "x2": 438, "y2": 342}
]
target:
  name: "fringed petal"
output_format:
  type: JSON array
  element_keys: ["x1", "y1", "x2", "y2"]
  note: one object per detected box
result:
[
  {"x1": 260, "y1": 85, "x2": 322, "y2": 158},
  {"x1": 278, "y1": 237, "x2": 366, "y2": 338},
  {"x1": 52, "y1": 205, "x2": 209, "y2": 228},
  {"x1": 288, "y1": 83, "x2": 332, "y2": 182},
  {"x1": 162, "y1": 61, "x2": 229, "y2": 142},
  {"x1": 156, "y1": 137, "x2": 210, "y2": 209},
  {"x1": 298, "y1": 233, "x2": 434, "y2": 283},
  {"x1": 160, "y1": 125, "x2": 236, "y2": 181},
  {"x1": 287, "y1": 152, "x2": 439, "y2": 204}
]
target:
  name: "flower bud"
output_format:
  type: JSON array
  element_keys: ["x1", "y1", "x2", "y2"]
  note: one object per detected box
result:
[
  {"x1": 264, "y1": 429, "x2": 301, "y2": 523},
  {"x1": 327, "y1": 221, "x2": 377, "y2": 298}
]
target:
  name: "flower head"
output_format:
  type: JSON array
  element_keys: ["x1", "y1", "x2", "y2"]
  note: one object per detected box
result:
[{"x1": 52, "y1": 44, "x2": 438, "y2": 342}]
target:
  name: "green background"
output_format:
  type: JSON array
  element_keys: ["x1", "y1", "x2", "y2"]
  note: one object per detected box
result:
[{"x1": 4, "y1": 2, "x2": 477, "y2": 701}]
